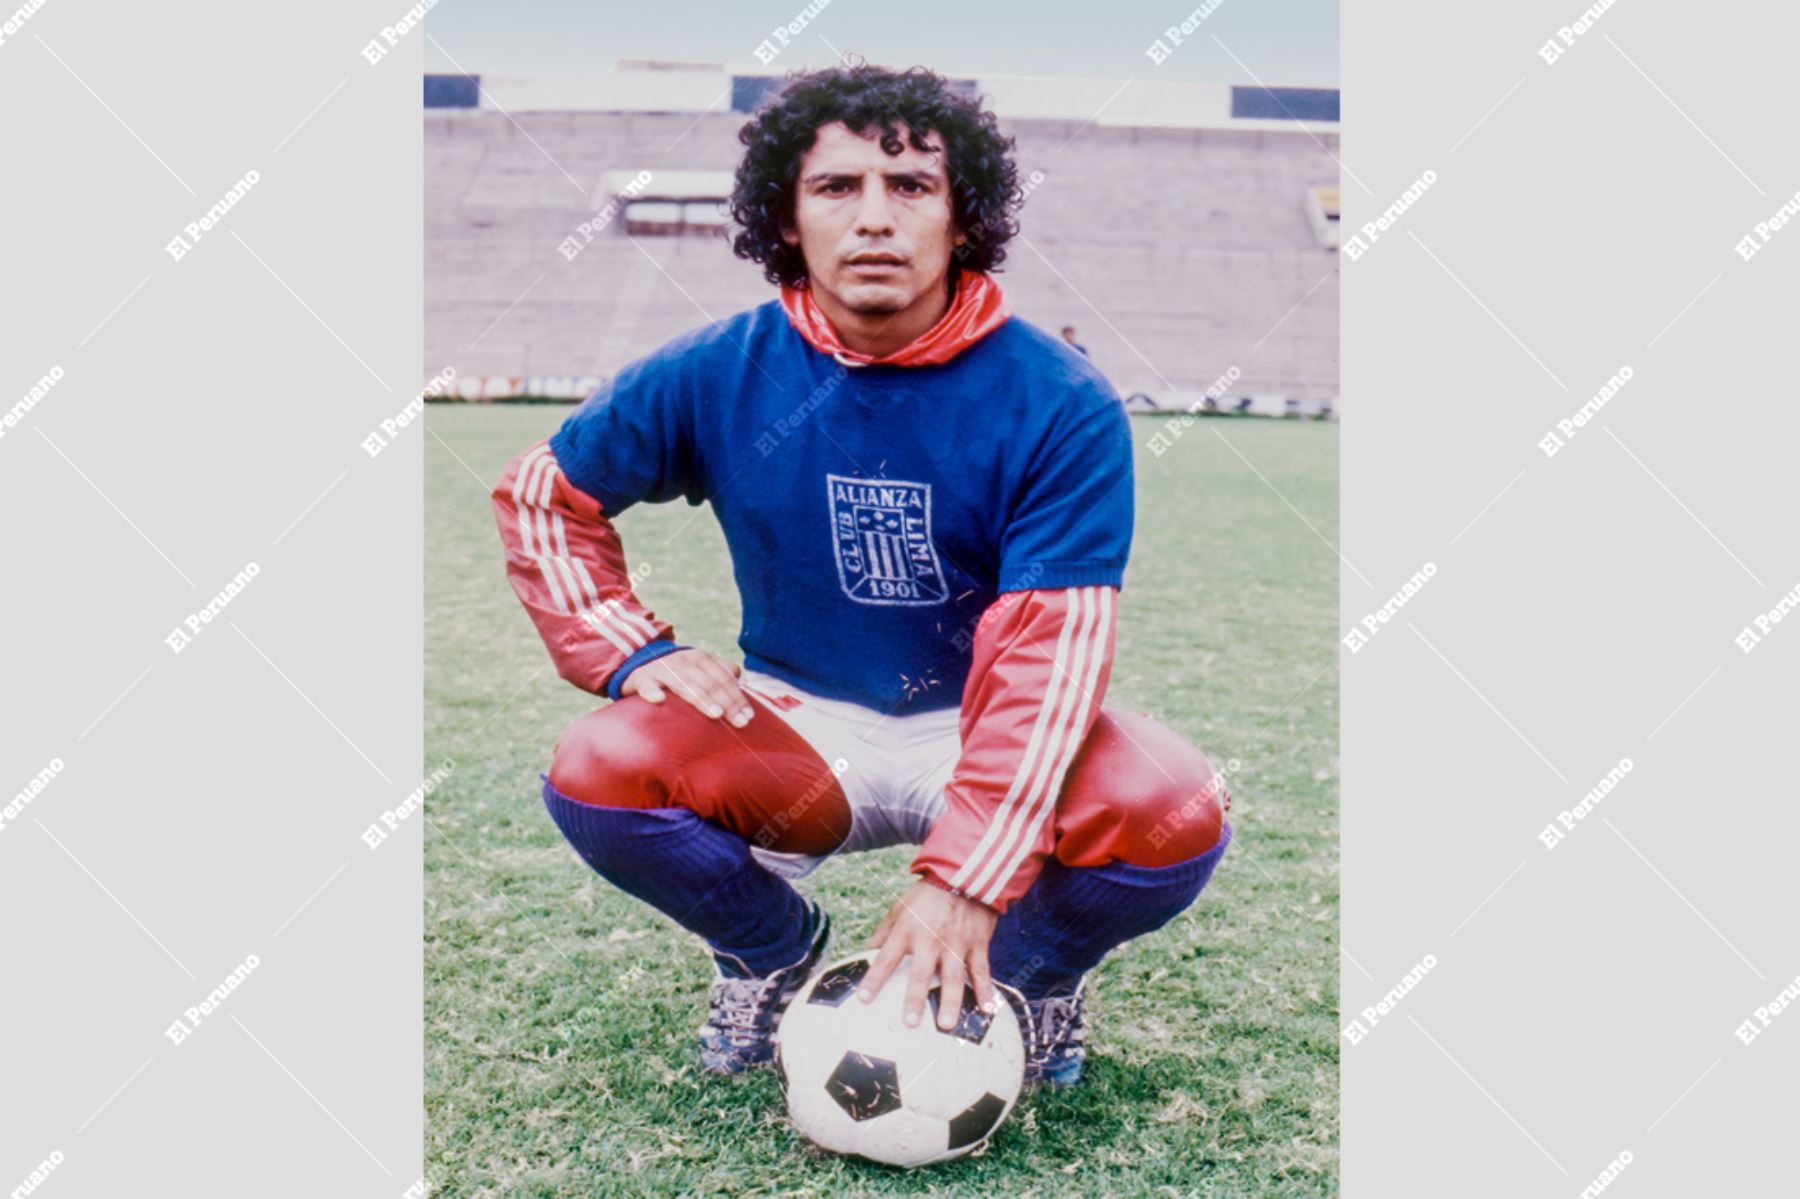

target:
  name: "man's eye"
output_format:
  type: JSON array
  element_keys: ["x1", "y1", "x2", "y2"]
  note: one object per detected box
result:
[{"x1": 823, "y1": 182, "x2": 852, "y2": 194}]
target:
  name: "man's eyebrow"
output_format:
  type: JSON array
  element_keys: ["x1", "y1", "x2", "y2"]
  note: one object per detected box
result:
[{"x1": 800, "y1": 168, "x2": 945, "y2": 186}]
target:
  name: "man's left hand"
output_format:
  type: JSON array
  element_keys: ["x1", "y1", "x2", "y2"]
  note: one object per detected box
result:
[{"x1": 861, "y1": 879, "x2": 999, "y2": 1030}]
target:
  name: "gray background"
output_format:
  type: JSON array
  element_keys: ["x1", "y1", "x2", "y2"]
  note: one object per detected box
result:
[
  {"x1": 1343, "y1": 0, "x2": 1796, "y2": 1194},
  {"x1": 0, "y1": 2, "x2": 422, "y2": 1196}
]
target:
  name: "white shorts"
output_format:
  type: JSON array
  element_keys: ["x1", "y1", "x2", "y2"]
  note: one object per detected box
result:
[{"x1": 737, "y1": 668, "x2": 961, "y2": 880}]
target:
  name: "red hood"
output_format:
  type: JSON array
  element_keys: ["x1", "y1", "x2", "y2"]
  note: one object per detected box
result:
[{"x1": 779, "y1": 270, "x2": 1012, "y2": 367}]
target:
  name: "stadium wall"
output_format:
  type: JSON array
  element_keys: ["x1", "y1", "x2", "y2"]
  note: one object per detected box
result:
[{"x1": 425, "y1": 73, "x2": 1339, "y2": 411}]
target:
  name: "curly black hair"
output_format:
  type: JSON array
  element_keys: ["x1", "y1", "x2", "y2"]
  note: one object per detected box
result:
[{"x1": 729, "y1": 62, "x2": 1021, "y2": 288}]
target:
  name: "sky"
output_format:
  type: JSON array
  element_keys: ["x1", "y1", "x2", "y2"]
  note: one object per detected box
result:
[{"x1": 422, "y1": 0, "x2": 1338, "y2": 86}]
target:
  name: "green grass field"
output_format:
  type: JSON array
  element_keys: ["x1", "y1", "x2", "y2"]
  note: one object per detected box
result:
[{"x1": 426, "y1": 405, "x2": 1339, "y2": 1197}]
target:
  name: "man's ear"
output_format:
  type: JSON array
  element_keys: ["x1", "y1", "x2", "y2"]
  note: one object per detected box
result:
[{"x1": 781, "y1": 224, "x2": 800, "y2": 247}]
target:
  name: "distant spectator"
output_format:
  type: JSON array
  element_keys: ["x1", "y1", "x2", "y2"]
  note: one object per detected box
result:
[{"x1": 1060, "y1": 325, "x2": 1089, "y2": 357}]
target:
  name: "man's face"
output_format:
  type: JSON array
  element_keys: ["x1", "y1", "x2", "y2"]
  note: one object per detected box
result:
[{"x1": 783, "y1": 121, "x2": 963, "y2": 316}]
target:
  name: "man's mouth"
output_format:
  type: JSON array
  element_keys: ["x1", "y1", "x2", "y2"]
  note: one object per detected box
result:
[{"x1": 846, "y1": 253, "x2": 907, "y2": 272}]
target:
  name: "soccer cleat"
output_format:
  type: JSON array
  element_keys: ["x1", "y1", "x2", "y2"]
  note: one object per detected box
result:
[
  {"x1": 697, "y1": 899, "x2": 831, "y2": 1076},
  {"x1": 1005, "y1": 975, "x2": 1089, "y2": 1087}
]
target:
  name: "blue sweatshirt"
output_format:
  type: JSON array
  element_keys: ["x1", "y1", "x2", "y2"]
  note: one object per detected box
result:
[{"x1": 549, "y1": 299, "x2": 1133, "y2": 714}]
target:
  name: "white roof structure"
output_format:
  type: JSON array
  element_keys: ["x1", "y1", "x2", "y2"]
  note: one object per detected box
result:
[{"x1": 455, "y1": 64, "x2": 1339, "y2": 134}]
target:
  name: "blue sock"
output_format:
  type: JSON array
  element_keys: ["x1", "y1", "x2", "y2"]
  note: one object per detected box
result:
[
  {"x1": 540, "y1": 777, "x2": 814, "y2": 976},
  {"x1": 989, "y1": 824, "x2": 1231, "y2": 999}
]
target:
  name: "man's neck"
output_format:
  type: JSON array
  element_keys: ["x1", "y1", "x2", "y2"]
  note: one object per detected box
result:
[{"x1": 811, "y1": 277, "x2": 953, "y2": 359}]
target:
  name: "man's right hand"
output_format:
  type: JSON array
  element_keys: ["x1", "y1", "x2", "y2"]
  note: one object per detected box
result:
[{"x1": 620, "y1": 648, "x2": 755, "y2": 727}]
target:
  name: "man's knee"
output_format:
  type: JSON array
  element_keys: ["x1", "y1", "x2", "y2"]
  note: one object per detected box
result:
[
  {"x1": 545, "y1": 696, "x2": 852, "y2": 855},
  {"x1": 548, "y1": 700, "x2": 669, "y2": 808},
  {"x1": 1056, "y1": 710, "x2": 1230, "y2": 868}
]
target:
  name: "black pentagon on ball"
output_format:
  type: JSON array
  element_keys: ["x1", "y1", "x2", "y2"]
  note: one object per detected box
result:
[
  {"x1": 926, "y1": 983, "x2": 993, "y2": 1044},
  {"x1": 947, "y1": 1092, "x2": 1007, "y2": 1151},
  {"x1": 808, "y1": 959, "x2": 870, "y2": 1007},
  {"x1": 825, "y1": 1051, "x2": 902, "y2": 1121}
]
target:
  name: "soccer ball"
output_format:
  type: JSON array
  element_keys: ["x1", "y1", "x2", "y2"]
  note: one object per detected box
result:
[{"x1": 773, "y1": 950, "x2": 1025, "y2": 1167}]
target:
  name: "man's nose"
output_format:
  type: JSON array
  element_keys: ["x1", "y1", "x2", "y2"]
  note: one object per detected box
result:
[{"x1": 852, "y1": 179, "x2": 896, "y2": 236}]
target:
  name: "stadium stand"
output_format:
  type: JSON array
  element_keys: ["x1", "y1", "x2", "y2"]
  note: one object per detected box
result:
[{"x1": 425, "y1": 64, "x2": 1339, "y2": 414}]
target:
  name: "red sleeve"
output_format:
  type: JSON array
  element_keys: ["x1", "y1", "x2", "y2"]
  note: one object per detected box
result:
[
  {"x1": 911, "y1": 585, "x2": 1117, "y2": 912},
  {"x1": 492, "y1": 440, "x2": 674, "y2": 695}
]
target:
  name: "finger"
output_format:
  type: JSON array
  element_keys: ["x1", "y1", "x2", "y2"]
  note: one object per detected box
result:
[
  {"x1": 867, "y1": 904, "x2": 899, "y2": 949},
  {"x1": 724, "y1": 679, "x2": 755, "y2": 727},
  {"x1": 860, "y1": 938, "x2": 906, "y2": 1004},
  {"x1": 936, "y1": 954, "x2": 967, "y2": 1030},
  {"x1": 675, "y1": 685, "x2": 723, "y2": 719},
  {"x1": 699, "y1": 665, "x2": 755, "y2": 727},
  {"x1": 706, "y1": 676, "x2": 751, "y2": 726},
  {"x1": 687, "y1": 655, "x2": 733, "y2": 692},
  {"x1": 968, "y1": 945, "x2": 996, "y2": 1015},
  {"x1": 664, "y1": 669, "x2": 724, "y2": 719},
  {"x1": 902, "y1": 947, "x2": 936, "y2": 1029},
  {"x1": 635, "y1": 675, "x2": 666, "y2": 704},
  {"x1": 689, "y1": 660, "x2": 747, "y2": 724}
]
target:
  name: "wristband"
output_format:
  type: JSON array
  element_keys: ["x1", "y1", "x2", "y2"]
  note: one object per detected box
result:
[{"x1": 605, "y1": 640, "x2": 688, "y2": 700}]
